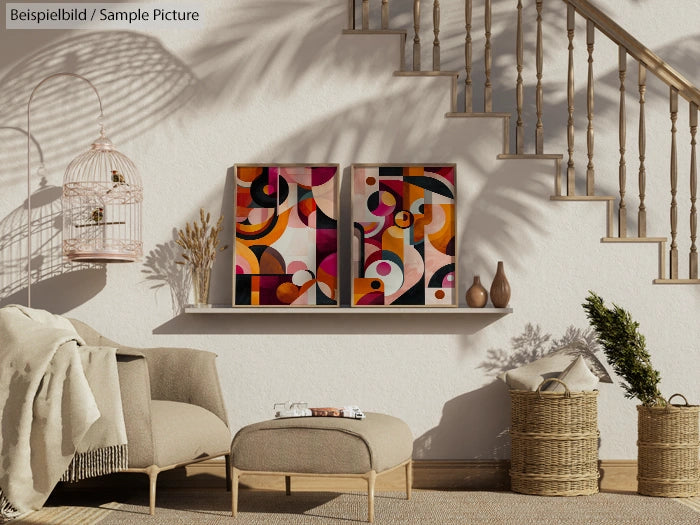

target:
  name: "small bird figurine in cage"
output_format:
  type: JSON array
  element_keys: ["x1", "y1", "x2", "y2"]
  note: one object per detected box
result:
[
  {"x1": 90, "y1": 207, "x2": 104, "y2": 223},
  {"x1": 111, "y1": 170, "x2": 126, "y2": 184}
]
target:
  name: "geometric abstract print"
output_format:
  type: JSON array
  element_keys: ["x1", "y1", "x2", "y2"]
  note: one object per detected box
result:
[
  {"x1": 234, "y1": 164, "x2": 339, "y2": 306},
  {"x1": 351, "y1": 165, "x2": 456, "y2": 306}
]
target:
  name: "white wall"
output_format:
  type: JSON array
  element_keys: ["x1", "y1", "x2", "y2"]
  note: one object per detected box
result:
[{"x1": 1, "y1": 0, "x2": 698, "y2": 461}]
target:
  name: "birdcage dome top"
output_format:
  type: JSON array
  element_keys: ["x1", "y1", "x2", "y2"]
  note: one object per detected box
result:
[{"x1": 90, "y1": 134, "x2": 116, "y2": 152}]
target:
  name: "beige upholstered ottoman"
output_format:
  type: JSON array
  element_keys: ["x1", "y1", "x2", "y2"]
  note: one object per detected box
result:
[{"x1": 230, "y1": 412, "x2": 413, "y2": 522}]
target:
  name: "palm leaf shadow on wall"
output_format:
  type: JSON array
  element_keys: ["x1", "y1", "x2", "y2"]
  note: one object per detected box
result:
[
  {"x1": 185, "y1": 0, "x2": 347, "y2": 107},
  {"x1": 261, "y1": 88, "x2": 551, "y2": 306},
  {"x1": 0, "y1": 31, "x2": 199, "y2": 311}
]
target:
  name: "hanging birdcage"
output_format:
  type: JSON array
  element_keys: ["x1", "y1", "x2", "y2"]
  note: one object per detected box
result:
[{"x1": 62, "y1": 131, "x2": 143, "y2": 262}]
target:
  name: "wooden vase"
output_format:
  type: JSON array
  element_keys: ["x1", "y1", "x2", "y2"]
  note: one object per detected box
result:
[
  {"x1": 466, "y1": 275, "x2": 488, "y2": 307},
  {"x1": 489, "y1": 261, "x2": 511, "y2": 308}
]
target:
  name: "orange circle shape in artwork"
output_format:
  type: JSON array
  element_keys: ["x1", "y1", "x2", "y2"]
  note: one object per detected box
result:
[
  {"x1": 394, "y1": 210, "x2": 413, "y2": 229},
  {"x1": 276, "y1": 282, "x2": 300, "y2": 304},
  {"x1": 434, "y1": 290, "x2": 446, "y2": 300}
]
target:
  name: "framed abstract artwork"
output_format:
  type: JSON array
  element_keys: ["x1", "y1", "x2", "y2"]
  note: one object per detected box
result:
[
  {"x1": 233, "y1": 164, "x2": 339, "y2": 306},
  {"x1": 351, "y1": 164, "x2": 457, "y2": 307}
]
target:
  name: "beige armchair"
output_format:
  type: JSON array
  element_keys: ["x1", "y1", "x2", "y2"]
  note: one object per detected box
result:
[{"x1": 69, "y1": 320, "x2": 232, "y2": 515}]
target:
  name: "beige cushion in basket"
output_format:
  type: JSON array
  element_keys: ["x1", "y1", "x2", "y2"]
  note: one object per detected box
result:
[
  {"x1": 498, "y1": 346, "x2": 610, "y2": 391},
  {"x1": 543, "y1": 355, "x2": 599, "y2": 392}
]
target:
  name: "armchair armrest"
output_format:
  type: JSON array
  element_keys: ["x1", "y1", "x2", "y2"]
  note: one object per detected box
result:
[
  {"x1": 116, "y1": 350, "x2": 155, "y2": 468},
  {"x1": 135, "y1": 346, "x2": 229, "y2": 428}
]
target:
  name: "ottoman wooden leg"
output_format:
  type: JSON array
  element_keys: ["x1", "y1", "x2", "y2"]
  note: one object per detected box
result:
[
  {"x1": 405, "y1": 460, "x2": 413, "y2": 500},
  {"x1": 285, "y1": 475, "x2": 291, "y2": 496},
  {"x1": 366, "y1": 470, "x2": 377, "y2": 523},
  {"x1": 231, "y1": 467, "x2": 240, "y2": 517}
]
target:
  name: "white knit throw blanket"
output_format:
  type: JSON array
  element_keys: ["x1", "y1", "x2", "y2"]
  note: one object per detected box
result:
[{"x1": 0, "y1": 306, "x2": 128, "y2": 520}]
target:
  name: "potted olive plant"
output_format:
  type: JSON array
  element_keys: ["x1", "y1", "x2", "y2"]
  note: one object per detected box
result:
[{"x1": 583, "y1": 292, "x2": 699, "y2": 497}]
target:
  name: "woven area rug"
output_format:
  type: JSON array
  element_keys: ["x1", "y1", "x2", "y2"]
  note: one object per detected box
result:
[
  {"x1": 13, "y1": 490, "x2": 700, "y2": 524},
  {"x1": 10, "y1": 501, "x2": 121, "y2": 524}
]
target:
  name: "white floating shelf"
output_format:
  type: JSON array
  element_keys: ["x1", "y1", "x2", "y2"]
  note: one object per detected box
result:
[{"x1": 185, "y1": 306, "x2": 513, "y2": 314}]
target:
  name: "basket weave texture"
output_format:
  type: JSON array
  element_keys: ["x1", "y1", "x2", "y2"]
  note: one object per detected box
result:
[
  {"x1": 637, "y1": 393, "x2": 700, "y2": 497},
  {"x1": 509, "y1": 378, "x2": 599, "y2": 496}
]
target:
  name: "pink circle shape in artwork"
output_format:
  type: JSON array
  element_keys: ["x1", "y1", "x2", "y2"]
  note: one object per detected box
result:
[
  {"x1": 442, "y1": 272, "x2": 455, "y2": 288},
  {"x1": 376, "y1": 261, "x2": 392, "y2": 276},
  {"x1": 287, "y1": 261, "x2": 308, "y2": 275}
]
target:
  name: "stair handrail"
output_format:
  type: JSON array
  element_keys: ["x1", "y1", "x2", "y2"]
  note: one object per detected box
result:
[{"x1": 564, "y1": 0, "x2": 700, "y2": 105}]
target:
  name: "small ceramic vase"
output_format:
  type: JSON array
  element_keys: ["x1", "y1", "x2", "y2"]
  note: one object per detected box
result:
[
  {"x1": 466, "y1": 276, "x2": 488, "y2": 308},
  {"x1": 489, "y1": 261, "x2": 511, "y2": 308}
]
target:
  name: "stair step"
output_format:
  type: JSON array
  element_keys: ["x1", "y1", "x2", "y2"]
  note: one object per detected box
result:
[
  {"x1": 498, "y1": 154, "x2": 563, "y2": 160},
  {"x1": 653, "y1": 279, "x2": 700, "y2": 284},
  {"x1": 601, "y1": 237, "x2": 667, "y2": 243},
  {"x1": 446, "y1": 112, "x2": 511, "y2": 119},
  {"x1": 394, "y1": 71, "x2": 460, "y2": 77},
  {"x1": 344, "y1": 22, "x2": 685, "y2": 288},
  {"x1": 342, "y1": 29, "x2": 408, "y2": 35},
  {"x1": 550, "y1": 195, "x2": 615, "y2": 201}
]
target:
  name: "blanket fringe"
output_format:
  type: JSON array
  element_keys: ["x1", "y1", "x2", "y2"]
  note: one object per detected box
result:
[
  {"x1": 60, "y1": 444, "x2": 129, "y2": 483},
  {"x1": 0, "y1": 489, "x2": 21, "y2": 522}
]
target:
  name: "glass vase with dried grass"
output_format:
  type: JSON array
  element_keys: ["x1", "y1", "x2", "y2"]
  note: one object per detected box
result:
[{"x1": 176, "y1": 208, "x2": 227, "y2": 307}]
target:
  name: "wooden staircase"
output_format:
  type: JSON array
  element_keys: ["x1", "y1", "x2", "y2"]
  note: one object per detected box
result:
[{"x1": 344, "y1": 0, "x2": 700, "y2": 285}]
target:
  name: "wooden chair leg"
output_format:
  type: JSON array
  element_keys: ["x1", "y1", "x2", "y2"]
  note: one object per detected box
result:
[
  {"x1": 367, "y1": 470, "x2": 376, "y2": 523},
  {"x1": 285, "y1": 475, "x2": 291, "y2": 496},
  {"x1": 147, "y1": 466, "x2": 159, "y2": 516},
  {"x1": 225, "y1": 454, "x2": 232, "y2": 492},
  {"x1": 406, "y1": 460, "x2": 413, "y2": 500},
  {"x1": 231, "y1": 467, "x2": 240, "y2": 517}
]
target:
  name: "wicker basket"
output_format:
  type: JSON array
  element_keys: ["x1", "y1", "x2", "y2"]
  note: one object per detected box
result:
[
  {"x1": 509, "y1": 378, "x2": 599, "y2": 496},
  {"x1": 637, "y1": 393, "x2": 700, "y2": 497}
]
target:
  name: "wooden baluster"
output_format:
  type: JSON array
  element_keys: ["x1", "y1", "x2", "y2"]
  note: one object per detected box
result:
[
  {"x1": 638, "y1": 64, "x2": 647, "y2": 237},
  {"x1": 690, "y1": 102, "x2": 698, "y2": 278},
  {"x1": 670, "y1": 87, "x2": 679, "y2": 279},
  {"x1": 618, "y1": 47, "x2": 627, "y2": 237},
  {"x1": 433, "y1": 1, "x2": 441, "y2": 71},
  {"x1": 382, "y1": 0, "x2": 389, "y2": 29},
  {"x1": 535, "y1": 0, "x2": 544, "y2": 154},
  {"x1": 586, "y1": 21, "x2": 595, "y2": 195},
  {"x1": 362, "y1": 0, "x2": 369, "y2": 30},
  {"x1": 413, "y1": 0, "x2": 421, "y2": 71},
  {"x1": 348, "y1": 0, "x2": 355, "y2": 30},
  {"x1": 465, "y1": 0, "x2": 473, "y2": 112},
  {"x1": 484, "y1": 0, "x2": 492, "y2": 112},
  {"x1": 566, "y1": 4, "x2": 575, "y2": 194},
  {"x1": 515, "y1": 0, "x2": 524, "y2": 153}
]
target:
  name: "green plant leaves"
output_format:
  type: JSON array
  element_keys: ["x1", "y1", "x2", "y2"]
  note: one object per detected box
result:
[{"x1": 582, "y1": 292, "x2": 663, "y2": 406}]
